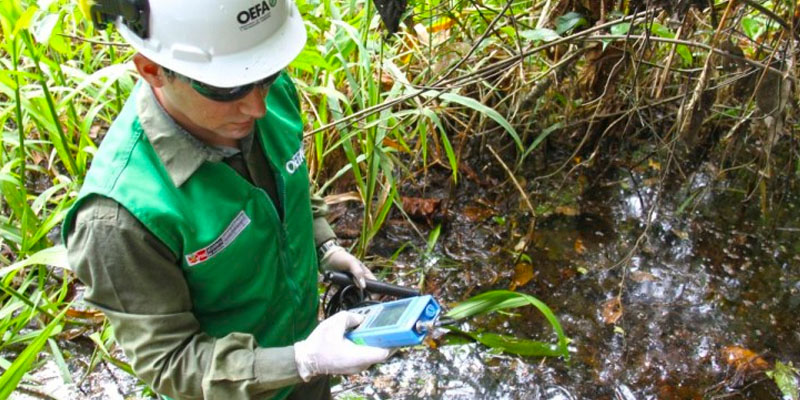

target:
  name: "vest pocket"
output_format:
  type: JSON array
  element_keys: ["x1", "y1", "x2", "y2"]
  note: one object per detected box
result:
[{"x1": 180, "y1": 202, "x2": 284, "y2": 338}]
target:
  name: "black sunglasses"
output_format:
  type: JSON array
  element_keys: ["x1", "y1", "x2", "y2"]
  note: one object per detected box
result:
[{"x1": 163, "y1": 68, "x2": 280, "y2": 102}]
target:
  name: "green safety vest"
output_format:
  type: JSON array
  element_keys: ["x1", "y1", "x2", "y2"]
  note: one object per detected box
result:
[{"x1": 63, "y1": 73, "x2": 318, "y2": 400}]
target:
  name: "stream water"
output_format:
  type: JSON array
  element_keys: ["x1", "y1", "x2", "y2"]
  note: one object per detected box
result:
[
  {"x1": 13, "y1": 158, "x2": 800, "y2": 400},
  {"x1": 334, "y1": 161, "x2": 800, "y2": 399}
]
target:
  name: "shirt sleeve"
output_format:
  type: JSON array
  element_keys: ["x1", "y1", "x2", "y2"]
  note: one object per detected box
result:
[
  {"x1": 66, "y1": 196, "x2": 303, "y2": 400},
  {"x1": 310, "y1": 190, "x2": 337, "y2": 248}
]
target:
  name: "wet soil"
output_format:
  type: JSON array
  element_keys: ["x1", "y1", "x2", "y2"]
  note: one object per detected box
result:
[{"x1": 332, "y1": 160, "x2": 800, "y2": 399}]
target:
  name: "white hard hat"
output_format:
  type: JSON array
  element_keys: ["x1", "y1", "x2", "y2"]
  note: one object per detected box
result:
[{"x1": 112, "y1": 0, "x2": 307, "y2": 88}]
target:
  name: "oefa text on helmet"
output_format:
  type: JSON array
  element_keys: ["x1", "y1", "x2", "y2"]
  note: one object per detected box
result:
[{"x1": 237, "y1": 1, "x2": 274, "y2": 31}]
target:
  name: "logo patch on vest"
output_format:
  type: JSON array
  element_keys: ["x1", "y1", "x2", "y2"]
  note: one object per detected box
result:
[
  {"x1": 285, "y1": 146, "x2": 305, "y2": 174},
  {"x1": 185, "y1": 211, "x2": 251, "y2": 266}
]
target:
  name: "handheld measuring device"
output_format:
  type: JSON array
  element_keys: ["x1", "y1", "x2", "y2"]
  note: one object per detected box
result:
[{"x1": 346, "y1": 295, "x2": 441, "y2": 348}]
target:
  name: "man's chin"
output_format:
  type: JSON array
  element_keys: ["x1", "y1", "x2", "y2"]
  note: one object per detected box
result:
[{"x1": 226, "y1": 121, "x2": 255, "y2": 136}]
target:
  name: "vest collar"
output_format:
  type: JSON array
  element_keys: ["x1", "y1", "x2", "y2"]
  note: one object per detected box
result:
[{"x1": 135, "y1": 82, "x2": 251, "y2": 187}]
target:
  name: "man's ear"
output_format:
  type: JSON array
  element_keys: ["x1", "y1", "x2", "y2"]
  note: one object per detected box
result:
[{"x1": 133, "y1": 53, "x2": 167, "y2": 88}]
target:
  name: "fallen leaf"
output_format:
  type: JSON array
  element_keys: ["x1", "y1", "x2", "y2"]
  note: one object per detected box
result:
[
  {"x1": 573, "y1": 238, "x2": 586, "y2": 254},
  {"x1": 630, "y1": 271, "x2": 656, "y2": 282},
  {"x1": 89, "y1": 124, "x2": 102, "y2": 139},
  {"x1": 372, "y1": 375, "x2": 394, "y2": 390},
  {"x1": 382, "y1": 137, "x2": 406, "y2": 152},
  {"x1": 401, "y1": 197, "x2": 441, "y2": 220},
  {"x1": 601, "y1": 297, "x2": 623, "y2": 324},
  {"x1": 58, "y1": 327, "x2": 90, "y2": 341},
  {"x1": 766, "y1": 361, "x2": 800, "y2": 400},
  {"x1": 555, "y1": 205, "x2": 580, "y2": 216},
  {"x1": 509, "y1": 262, "x2": 534, "y2": 291},
  {"x1": 577, "y1": 174, "x2": 588, "y2": 190},
  {"x1": 463, "y1": 205, "x2": 494, "y2": 222},
  {"x1": 31, "y1": 151, "x2": 45, "y2": 165},
  {"x1": 429, "y1": 16, "x2": 456, "y2": 33},
  {"x1": 423, "y1": 335, "x2": 438, "y2": 349},
  {"x1": 66, "y1": 308, "x2": 104, "y2": 320},
  {"x1": 513, "y1": 236, "x2": 528, "y2": 252},
  {"x1": 324, "y1": 191, "x2": 362, "y2": 205},
  {"x1": 648, "y1": 159, "x2": 662, "y2": 171},
  {"x1": 643, "y1": 177, "x2": 660, "y2": 186},
  {"x1": 722, "y1": 346, "x2": 770, "y2": 372},
  {"x1": 66, "y1": 308, "x2": 105, "y2": 324},
  {"x1": 671, "y1": 228, "x2": 689, "y2": 240}
]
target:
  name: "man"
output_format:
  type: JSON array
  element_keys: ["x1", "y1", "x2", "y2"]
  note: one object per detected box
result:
[{"x1": 63, "y1": 0, "x2": 390, "y2": 398}]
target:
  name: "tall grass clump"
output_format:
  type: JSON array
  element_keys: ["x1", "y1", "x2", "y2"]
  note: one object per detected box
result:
[{"x1": 1, "y1": 0, "x2": 136, "y2": 396}]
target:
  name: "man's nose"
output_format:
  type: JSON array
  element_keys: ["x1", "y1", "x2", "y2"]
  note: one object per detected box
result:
[{"x1": 238, "y1": 87, "x2": 268, "y2": 118}]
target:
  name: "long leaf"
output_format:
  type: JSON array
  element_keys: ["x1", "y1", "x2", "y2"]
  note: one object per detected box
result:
[
  {"x1": 0, "y1": 309, "x2": 65, "y2": 400},
  {"x1": 445, "y1": 290, "x2": 569, "y2": 358},
  {"x1": 0, "y1": 245, "x2": 68, "y2": 278},
  {"x1": 448, "y1": 328, "x2": 566, "y2": 357},
  {"x1": 435, "y1": 92, "x2": 523, "y2": 152}
]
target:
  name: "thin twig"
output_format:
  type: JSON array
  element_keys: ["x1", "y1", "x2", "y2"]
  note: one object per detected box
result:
[
  {"x1": 305, "y1": 10, "x2": 658, "y2": 138},
  {"x1": 581, "y1": 35, "x2": 795, "y2": 82},
  {"x1": 57, "y1": 34, "x2": 130, "y2": 47},
  {"x1": 487, "y1": 145, "x2": 535, "y2": 215}
]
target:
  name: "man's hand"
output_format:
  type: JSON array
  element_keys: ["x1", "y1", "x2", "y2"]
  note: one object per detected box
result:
[
  {"x1": 319, "y1": 243, "x2": 375, "y2": 289},
  {"x1": 293, "y1": 311, "x2": 391, "y2": 381}
]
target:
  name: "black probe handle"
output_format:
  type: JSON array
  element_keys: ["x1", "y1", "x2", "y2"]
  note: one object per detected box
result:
[{"x1": 323, "y1": 271, "x2": 420, "y2": 298}]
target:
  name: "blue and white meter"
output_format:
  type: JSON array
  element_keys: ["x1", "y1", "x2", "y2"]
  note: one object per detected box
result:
[{"x1": 346, "y1": 295, "x2": 441, "y2": 348}]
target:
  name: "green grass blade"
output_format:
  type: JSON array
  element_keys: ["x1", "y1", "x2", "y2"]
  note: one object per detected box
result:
[
  {"x1": 445, "y1": 290, "x2": 569, "y2": 358},
  {"x1": 447, "y1": 328, "x2": 566, "y2": 357},
  {"x1": 0, "y1": 308, "x2": 65, "y2": 400},
  {"x1": 47, "y1": 338, "x2": 73, "y2": 384},
  {"x1": 435, "y1": 92, "x2": 523, "y2": 152},
  {"x1": 519, "y1": 121, "x2": 563, "y2": 167},
  {"x1": 0, "y1": 245, "x2": 68, "y2": 278}
]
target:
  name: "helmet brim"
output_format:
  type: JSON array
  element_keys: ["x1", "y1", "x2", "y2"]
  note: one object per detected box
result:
[{"x1": 121, "y1": 1, "x2": 307, "y2": 88}]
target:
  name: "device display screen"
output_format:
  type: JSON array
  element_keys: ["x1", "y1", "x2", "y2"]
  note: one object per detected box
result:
[{"x1": 368, "y1": 301, "x2": 409, "y2": 328}]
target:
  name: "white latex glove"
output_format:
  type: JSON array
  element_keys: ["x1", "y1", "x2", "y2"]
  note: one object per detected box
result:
[
  {"x1": 319, "y1": 244, "x2": 376, "y2": 289},
  {"x1": 294, "y1": 311, "x2": 391, "y2": 381}
]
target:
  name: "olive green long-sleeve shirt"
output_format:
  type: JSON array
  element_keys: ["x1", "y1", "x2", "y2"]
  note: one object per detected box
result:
[{"x1": 66, "y1": 83, "x2": 336, "y2": 399}]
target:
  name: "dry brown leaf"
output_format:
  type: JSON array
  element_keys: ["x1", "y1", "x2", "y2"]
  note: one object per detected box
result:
[
  {"x1": 372, "y1": 375, "x2": 394, "y2": 390},
  {"x1": 514, "y1": 236, "x2": 528, "y2": 252},
  {"x1": 509, "y1": 262, "x2": 534, "y2": 291},
  {"x1": 721, "y1": 346, "x2": 770, "y2": 372},
  {"x1": 58, "y1": 327, "x2": 91, "y2": 341},
  {"x1": 429, "y1": 17, "x2": 456, "y2": 33},
  {"x1": 577, "y1": 174, "x2": 588, "y2": 190},
  {"x1": 324, "y1": 191, "x2": 362, "y2": 205},
  {"x1": 630, "y1": 271, "x2": 656, "y2": 282},
  {"x1": 643, "y1": 177, "x2": 660, "y2": 186},
  {"x1": 31, "y1": 151, "x2": 45, "y2": 166},
  {"x1": 555, "y1": 205, "x2": 580, "y2": 216},
  {"x1": 423, "y1": 335, "x2": 438, "y2": 349},
  {"x1": 89, "y1": 124, "x2": 102, "y2": 139},
  {"x1": 601, "y1": 297, "x2": 623, "y2": 324},
  {"x1": 671, "y1": 228, "x2": 689, "y2": 240},
  {"x1": 401, "y1": 196, "x2": 441, "y2": 219},
  {"x1": 381, "y1": 137, "x2": 406, "y2": 152},
  {"x1": 573, "y1": 238, "x2": 586, "y2": 254},
  {"x1": 463, "y1": 205, "x2": 494, "y2": 222},
  {"x1": 66, "y1": 308, "x2": 105, "y2": 324}
]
